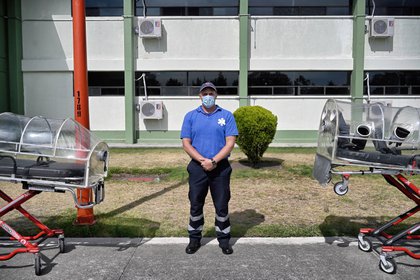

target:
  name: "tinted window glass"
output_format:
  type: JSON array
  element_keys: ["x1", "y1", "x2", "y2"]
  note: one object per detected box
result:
[
  {"x1": 214, "y1": 8, "x2": 238, "y2": 16},
  {"x1": 365, "y1": 71, "x2": 420, "y2": 95},
  {"x1": 88, "y1": 71, "x2": 124, "y2": 96},
  {"x1": 248, "y1": 71, "x2": 350, "y2": 96},
  {"x1": 250, "y1": 0, "x2": 351, "y2": 15},
  {"x1": 136, "y1": 0, "x2": 238, "y2": 17},
  {"x1": 86, "y1": 0, "x2": 123, "y2": 16},
  {"x1": 161, "y1": 7, "x2": 185, "y2": 16},
  {"x1": 137, "y1": 71, "x2": 239, "y2": 96},
  {"x1": 88, "y1": 72, "x2": 124, "y2": 86},
  {"x1": 366, "y1": 0, "x2": 420, "y2": 16}
]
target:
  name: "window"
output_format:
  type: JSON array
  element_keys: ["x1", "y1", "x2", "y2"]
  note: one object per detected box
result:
[
  {"x1": 136, "y1": 0, "x2": 239, "y2": 17},
  {"x1": 86, "y1": 0, "x2": 123, "y2": 16},
  {"x1": 249, "y1": 0, "x2": 351, "y2": 16},
  {"x1": 137, "y1": 71, "x2": 239, "y2": 96},
  {"x1": 188, "y1": 72, "x2": 239, "y2": 95},
  {"x1": 88, "y1": 72, "x2": 124, "y2": 96},
  {"x1": 364, "y1": 71, "x2": 420, "y2": 95},
  {"x1": 85, "y1": 0, "x2": 239, "y2": 17},
  {"x1": 248, "y1": 71, "x2": 351, "y2": 96},
  {"x1": 88, "y1": 71, "x2": 239, "y2": 96},
  {"x1": 366, "y1": 0, "x2": 420, "y2": 16}
]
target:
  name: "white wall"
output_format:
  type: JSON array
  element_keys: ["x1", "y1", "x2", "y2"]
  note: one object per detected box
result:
[
  {"x1": 23, "y1": 72, "x2": 74, "y2": 119},
  {"x1": 136, "y1": 17, "x2": 239, "y2": 71},
  {"x1": 86, "y1": 18, "x2": 125, "y2": 70},
  {"x1": 365, "y1": 17, "x2": 420, "y2": 70},
  {"x1": 89, "y1": 96, "x2": 125, "y2": 130},
  {"x1": 250, "y1": 16, "x2": 354, "y2": 70},
  {"x1": 21, "y1": 0, "x2": 72, "y2": 71},
  {"x1": 22, "y1": 0, "x2": 69, "y2": 20},
  {"x1": 251, "y1": 98, "x2": 329, "y2": 130}
]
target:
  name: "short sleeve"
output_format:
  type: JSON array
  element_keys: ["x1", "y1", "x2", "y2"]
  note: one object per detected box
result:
[
  {"x1": 225, "y1": 112, "x2": 238, "y2": 137},
  {"x1": 180, "y1": 111, "x2": 192, "y2": 139}
]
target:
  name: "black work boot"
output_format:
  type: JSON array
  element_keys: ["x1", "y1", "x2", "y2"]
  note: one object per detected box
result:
[
  {"x1": 185, "y1": 239, "x2": 201, "y2": 254},
  {"x1": 219, "y1": 243, "x2": 233, "y2": 255}
]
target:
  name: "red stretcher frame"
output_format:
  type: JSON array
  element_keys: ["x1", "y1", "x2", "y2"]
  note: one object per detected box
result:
[
  {"x1": 0, "y1": 185, "x2": 65, "y2": 276},
  {"x1": 335, "y1": 171, "x2": 420, "y2": 274}
]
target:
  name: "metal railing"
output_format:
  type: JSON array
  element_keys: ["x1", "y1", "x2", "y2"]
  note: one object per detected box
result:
[{"x1": 89, "y1": 85, "x2": 420, "y2": 97}]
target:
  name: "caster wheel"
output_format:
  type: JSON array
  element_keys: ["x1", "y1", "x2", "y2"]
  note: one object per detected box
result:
[
  {"x1": 334, "y1": 182, "x2": 348, "y2": 196},
  {"x1": 58, "y1": 234, "x2": 65, "y2": 253},
  {"x1": 379, "y1": 256, "x2": 397, "y2": 274},
  {"x1": 34, "y1": 253, "x2": 42, "y2": 276},
  {"x1": 358, "y1": 236, "x2": 373, "y2": 252}
]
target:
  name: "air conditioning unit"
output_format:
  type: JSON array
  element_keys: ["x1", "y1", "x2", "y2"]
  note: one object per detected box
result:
[
  {"x1": 370, "y1": 17, "x2": 394, "y2": 37},
  {"x1": 137, "y1": 18, "x2": 162, "y2": 38},
  {"x1": 139, "y1": 101, "x2": 163, "y2": 119}
]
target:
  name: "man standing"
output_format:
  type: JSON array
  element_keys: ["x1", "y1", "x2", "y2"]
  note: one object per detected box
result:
[{"x1": 180, "y1": 81, "x2": 238, "y2": 255}]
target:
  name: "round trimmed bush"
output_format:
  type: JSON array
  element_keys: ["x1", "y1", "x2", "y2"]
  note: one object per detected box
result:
[{"x1": 233, "y1": 106, "x2": 278, "y2": 165}]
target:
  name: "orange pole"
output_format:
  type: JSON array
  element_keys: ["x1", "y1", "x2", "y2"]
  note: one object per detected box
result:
[{"x1": 72, "y1": 0, "x2": 95, "y2": 225}]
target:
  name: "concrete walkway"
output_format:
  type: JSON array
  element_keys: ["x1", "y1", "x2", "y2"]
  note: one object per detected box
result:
[{"x1": 0, "y1": 237, "x2": 419, "y2": 279}]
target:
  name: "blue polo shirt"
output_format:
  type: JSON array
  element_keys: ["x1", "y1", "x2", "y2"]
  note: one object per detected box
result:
[{"x1": 180, "y1": 105, "x2": 238, "y2": 159}]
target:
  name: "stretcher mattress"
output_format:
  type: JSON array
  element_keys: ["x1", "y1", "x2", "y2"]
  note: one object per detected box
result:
[
  {"x1": 0, "y1": 156, "x2": 84, "y2": 180},
  {"x1": 336, "y1": 148, "x2": 420, "y2": 168}
]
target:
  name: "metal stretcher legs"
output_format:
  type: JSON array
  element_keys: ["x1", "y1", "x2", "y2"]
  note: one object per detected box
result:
[
  {"x1": 0, "y1": 189, "x2": 65, "y2": 275},
  {"x1": 352, "y1": 174, "x2": 420, "y2": 274}
]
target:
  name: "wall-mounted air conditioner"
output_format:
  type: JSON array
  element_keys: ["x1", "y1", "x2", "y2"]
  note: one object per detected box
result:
[
  {"x1": 137, "y1": 18, "x2": 162, "y2": 38},
  {"x1": 370, "y1": 17, "x2": 394, "y2": 37},
  {"x1": 139, "y1": 101, "x2": 163, "y2": 119}
]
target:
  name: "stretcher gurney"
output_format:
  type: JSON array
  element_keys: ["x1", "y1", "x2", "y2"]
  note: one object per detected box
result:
[
  {"x1": 0, "y1": 112, "x2": 109, "y2": 275},
  {"x1": 313, "y1": 99, "x2": 420, "y2": 274}
]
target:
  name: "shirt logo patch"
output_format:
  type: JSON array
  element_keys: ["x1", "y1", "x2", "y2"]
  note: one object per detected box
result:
[{"x1": 218, "y1": 118, "x2": 226, "y2": 126}]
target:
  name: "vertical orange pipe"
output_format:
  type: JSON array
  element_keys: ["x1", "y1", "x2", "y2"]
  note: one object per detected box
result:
[{"x1": 72, "y1": 0, "x2": 95, "y2": 225}]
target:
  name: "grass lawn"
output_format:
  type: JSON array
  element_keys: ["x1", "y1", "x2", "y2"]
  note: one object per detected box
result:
[{"x1": 1, "y1": 147, "x2": 419, "y2": 238}]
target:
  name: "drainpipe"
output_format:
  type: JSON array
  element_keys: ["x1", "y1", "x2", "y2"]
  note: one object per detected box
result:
[{"x1": 72, "y1": 0, "x2": 95, "y2": 225}]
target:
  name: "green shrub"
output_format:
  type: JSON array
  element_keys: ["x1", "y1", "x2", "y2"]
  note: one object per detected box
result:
[{"x1": 233, "y1": 106, "x2": 278, "y2": 165}]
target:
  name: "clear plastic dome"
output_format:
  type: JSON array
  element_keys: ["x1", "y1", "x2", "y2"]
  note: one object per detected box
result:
[
  {"x1": 0, "y1": 112, "x2": 109, "y2": 188},
  {"x1": 315, "y1": 99, "x2": 420, "y2": 172}
]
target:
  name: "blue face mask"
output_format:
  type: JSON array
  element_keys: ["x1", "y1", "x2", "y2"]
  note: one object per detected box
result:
[{"x1": 202, "y1": 95, "x2": 215, "y2": 109}]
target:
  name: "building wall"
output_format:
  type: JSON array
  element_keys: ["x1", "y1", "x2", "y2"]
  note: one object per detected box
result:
[
  {"x1": 364, "y1": 17, "x2": 420, "y2": 70},
  {"x1": 250, "y1": 16, "x2": 353, "y2": 70},
  {"x1": 23, "y1": 72, "x2": 74, "y2": 118},
  {"x1": 87, "y1": 18, "x2": 124, "y2": 70},
  {"x1": 18, "y1": 0, "x2": 420, "y2": 145},
  {"x1": 137, "y1": 17, "x2": 239, "y2": 71}
]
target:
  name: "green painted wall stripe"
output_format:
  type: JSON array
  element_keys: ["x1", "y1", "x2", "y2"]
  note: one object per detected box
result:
[
  {"x1": 123, "y1": 0, "x2": 135, "y2": 144},
  {"x1": 239, "y1": 0, "x2": 249, "y2": 107},
  {"x1": 273, "y1": 130, "x2": 318, "y2": 143},
  {"x1": 91, "y1": 131, "x2": 126, "y2": 143},
  {"x1": 351, "y1": 0, "x2": 366, "y2": 102},
  {"x1": 93, "y1": 130, "x2": 318, "y2": 145}
]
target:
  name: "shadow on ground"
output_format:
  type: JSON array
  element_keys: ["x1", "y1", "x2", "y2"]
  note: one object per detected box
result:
[
  {"x1": 319, "y1": 215, "x2": 419, "y2": 243},
  {"x1": 233, "y1": 157, "x2": 283, "y2": 169}
]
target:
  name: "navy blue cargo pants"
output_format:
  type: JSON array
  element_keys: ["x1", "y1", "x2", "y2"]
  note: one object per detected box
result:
[{"x1": 187, "y1": 159, "x2": 232, "y2": 246}]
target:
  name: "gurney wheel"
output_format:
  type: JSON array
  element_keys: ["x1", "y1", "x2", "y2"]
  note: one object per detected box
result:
[
  {"x1": 34, "y1": 253, "x2": 42, "y2": 276},
  {"x1": 358, "y1": 237, "x2": 372, "y2": 252},
  {"x1": 58, "y1": 235, "x2": 65, "y2": 253},
  {"x1": 379, "y1": 255, "x2": 397, "y2": 274},
  {"x1": 333, "y1": 182, "x2": 348, "y2": 196}
]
